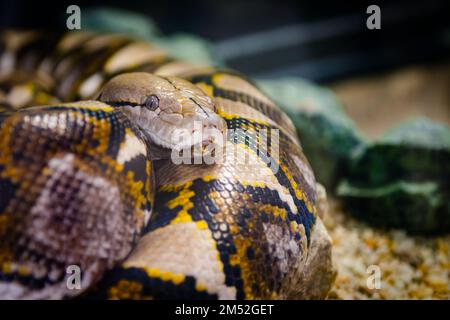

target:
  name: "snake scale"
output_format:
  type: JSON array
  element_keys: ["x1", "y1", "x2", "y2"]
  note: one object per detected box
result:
[{"x1": 0, "y1": 31, "x2": 334, "y2": 299}]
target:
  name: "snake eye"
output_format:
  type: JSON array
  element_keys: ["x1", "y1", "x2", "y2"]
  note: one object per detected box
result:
[{"x1": 144, "y1": 95, "x2": 159, "y2": 111}]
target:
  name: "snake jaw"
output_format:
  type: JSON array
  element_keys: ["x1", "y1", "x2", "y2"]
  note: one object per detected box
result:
[{"x1": 138, "y1": 106, "x2": 225, "y2": 151}]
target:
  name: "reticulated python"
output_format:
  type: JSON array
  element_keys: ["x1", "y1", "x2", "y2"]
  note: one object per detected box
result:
[{"x1": 0, "y1": 31, "x2": 334, "y2": 299}]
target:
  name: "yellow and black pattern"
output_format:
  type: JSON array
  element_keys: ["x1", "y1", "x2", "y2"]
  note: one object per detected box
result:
[
  {"x1": 0, "y1": 31, "x2": 327, "y2": 299},
  {"x1": 0, "y1": 102, "x2": 153, "y2": 298},
  {"x1": 87, "y1": 70, "x2": 318, "y2": 299}
]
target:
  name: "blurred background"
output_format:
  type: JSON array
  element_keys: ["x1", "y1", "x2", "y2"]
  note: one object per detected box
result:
[
  {"x1": 1, "y1": 0, "x2": 448, "y2": 138},
  {"x1": 1, "y1": 0, "x2": 449, "y2": 82}
]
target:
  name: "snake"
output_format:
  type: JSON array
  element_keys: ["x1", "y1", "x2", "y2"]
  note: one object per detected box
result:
[{"x1": 0, "y1": 30, "x2": 334, "y2": 299}]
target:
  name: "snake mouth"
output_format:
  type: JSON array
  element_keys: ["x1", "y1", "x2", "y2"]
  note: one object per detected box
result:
[{"x1": 120, "y1": 103, "x2": 226, "y2": 151}]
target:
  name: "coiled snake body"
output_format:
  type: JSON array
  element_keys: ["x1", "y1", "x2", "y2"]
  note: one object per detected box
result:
[{"x1": 0, "y1": 31, "x2": 334, "y2": 299}]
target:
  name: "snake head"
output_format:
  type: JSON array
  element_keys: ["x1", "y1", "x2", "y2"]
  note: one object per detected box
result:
[{"x1": 99, "y1": 72, "x2": 226, "y2": 151}]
